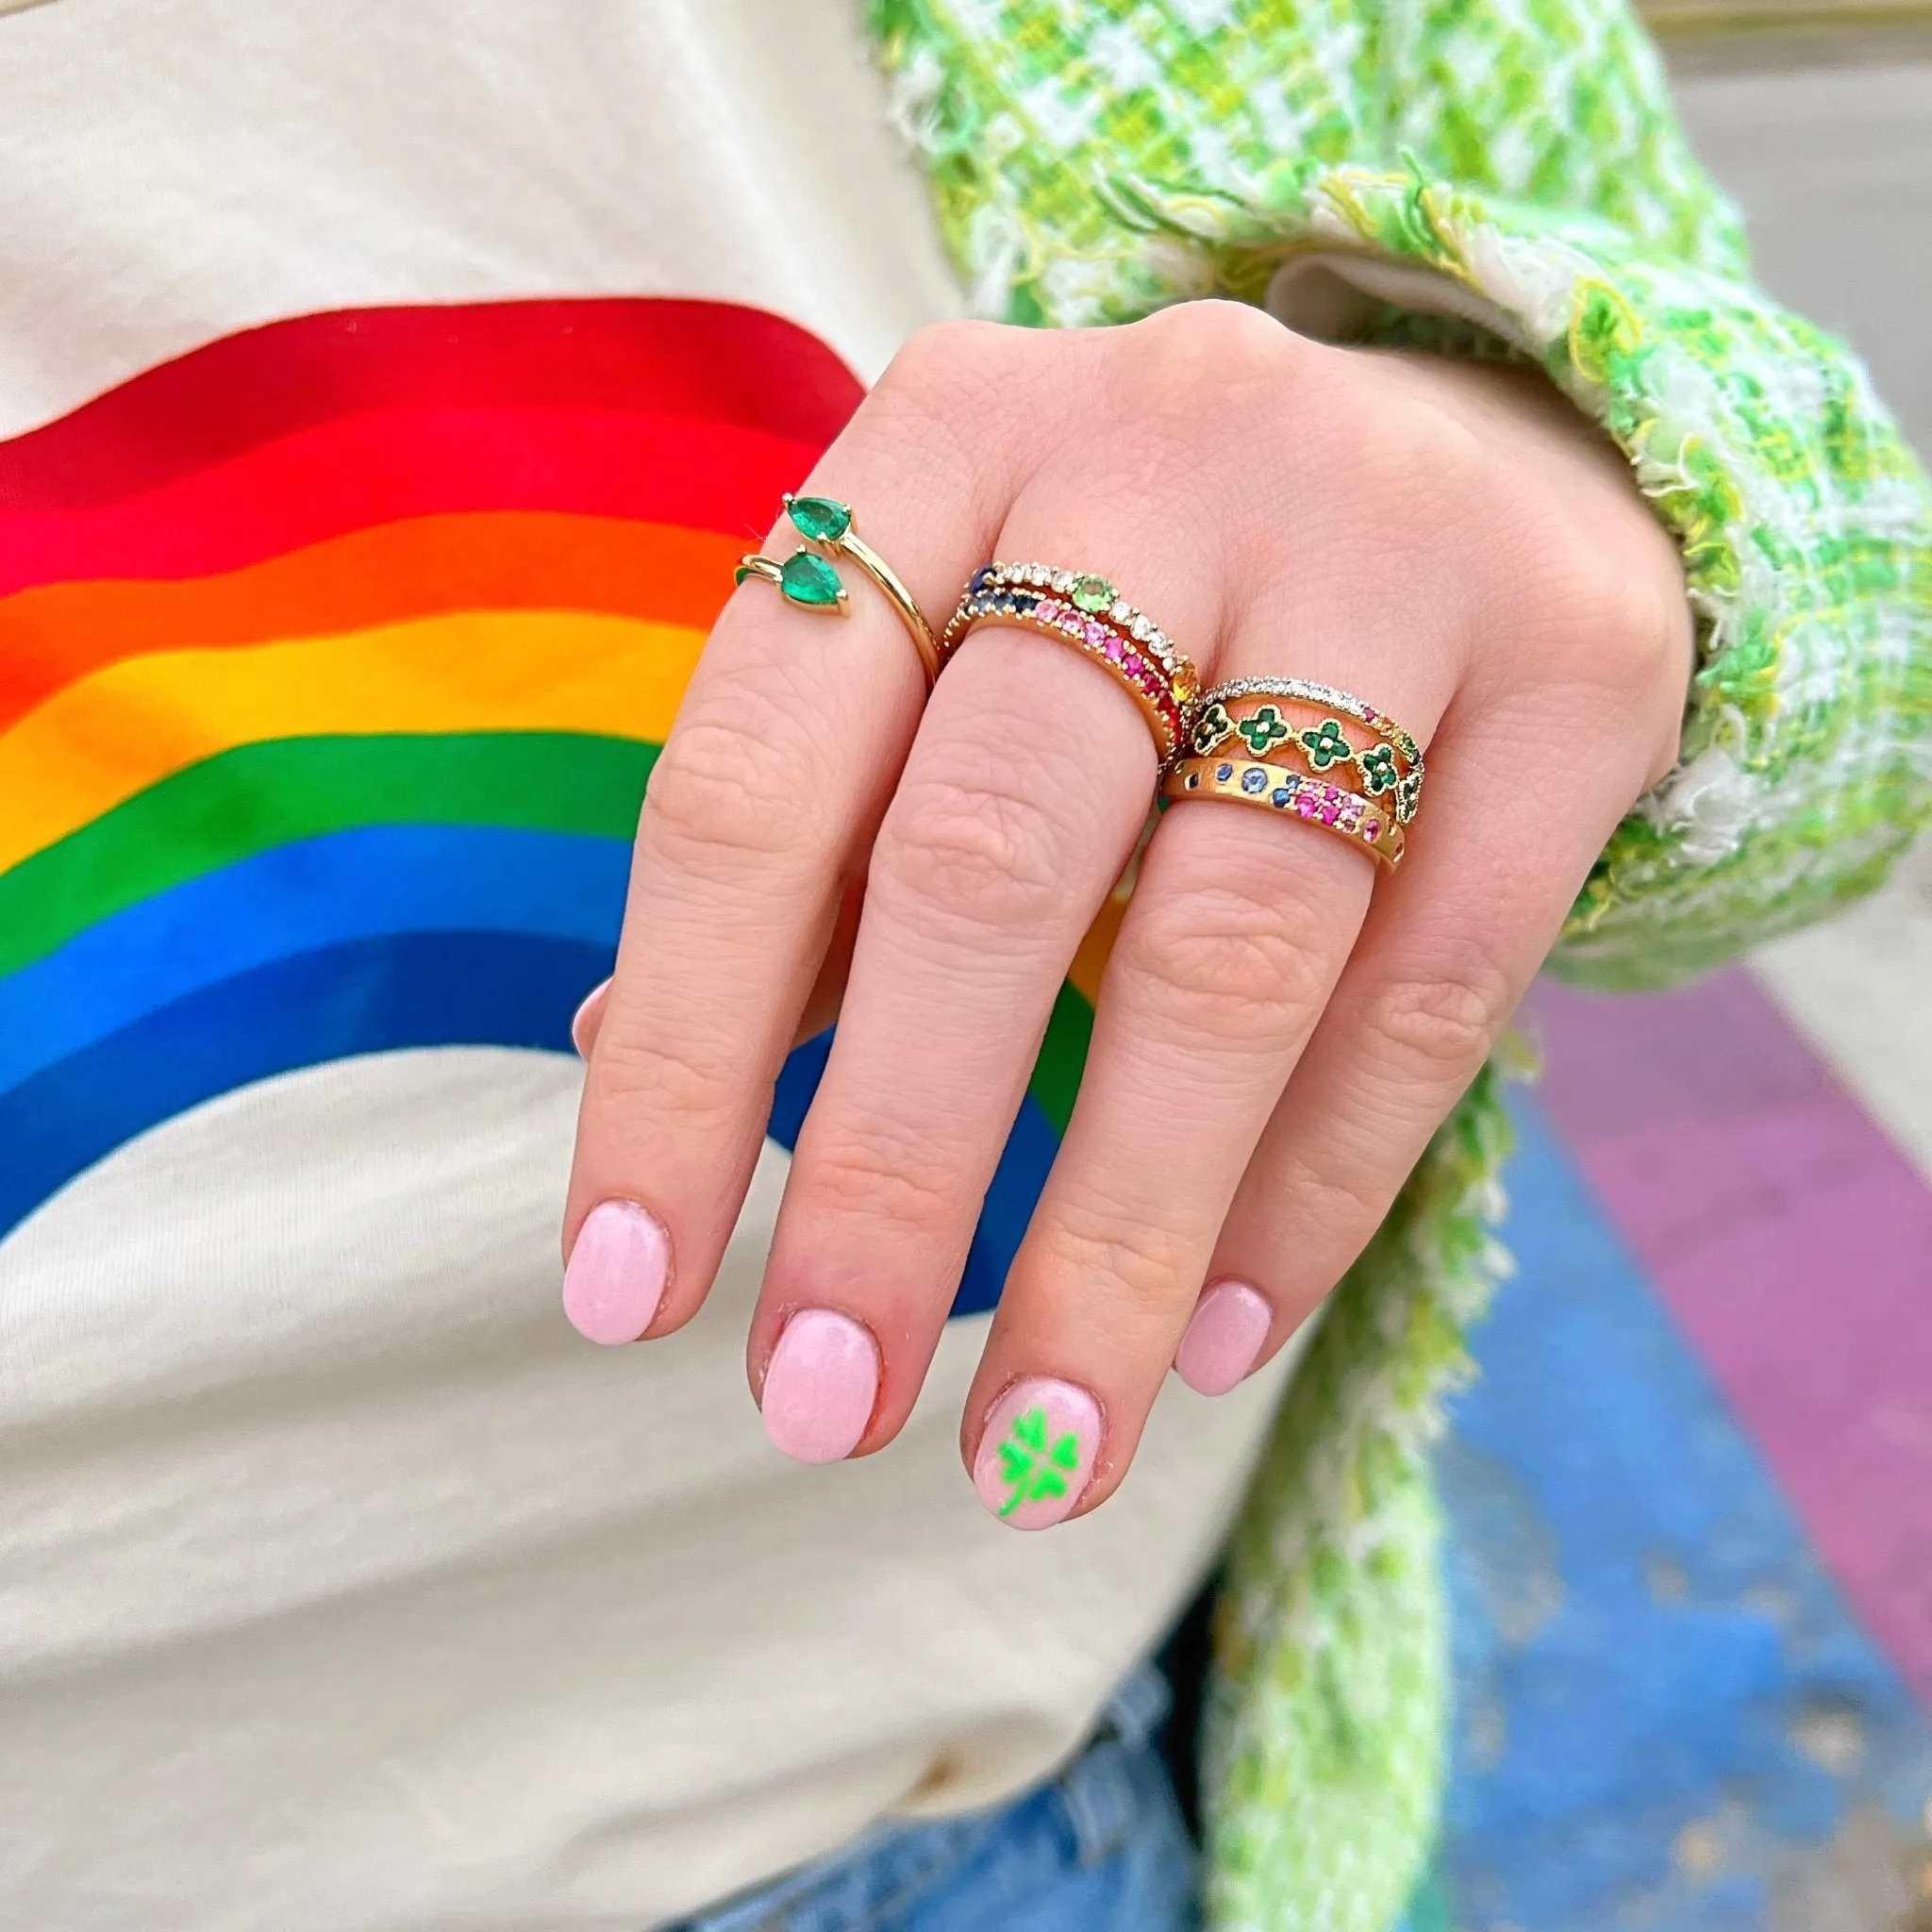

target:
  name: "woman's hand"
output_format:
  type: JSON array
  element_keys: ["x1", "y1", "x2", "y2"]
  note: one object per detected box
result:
[{"x1": 561, "y1": 303, "x2": 1690, "y2": 1526}]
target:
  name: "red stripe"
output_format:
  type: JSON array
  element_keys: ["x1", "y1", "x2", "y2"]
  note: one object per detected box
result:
[
  {"x1": 0, "y1": 298, "x2": 864, "y2": 511},
  {"x1": 0, "y1": 407, "x2": 824, "y2": 596}
]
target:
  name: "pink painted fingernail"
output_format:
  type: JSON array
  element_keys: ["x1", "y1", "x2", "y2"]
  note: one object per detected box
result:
[
  {"x1": 972, "y1": 1378, "x2": 1102, "y2": 1530},
  {"x1": 570, "y1": 979, "x2": 610, "y2": 1058},
  {"x1": 761, "y1": 1309, "x2": 880, "y2": 1463},
  {"x1": 1174, "y1": 1279, "x2": 1273, "y2": 1396},
  {"x1": 561, "y1": 1199, "x2": 671, "y2": 1344},
  {"x1": 1166, "y1": 1274, "x2": 1274, "y2": 1398}
]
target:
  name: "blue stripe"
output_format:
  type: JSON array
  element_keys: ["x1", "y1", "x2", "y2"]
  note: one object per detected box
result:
[
  {"x1": 1436, "y1": 1094, "x2": 1932, "y2": 1924},
  {"x1": 0, "y1": 824, "x2": 632, "y2": 1091},
  {"x1": 0, "y1": 840, "x2": 1061, "y2": 1307}
]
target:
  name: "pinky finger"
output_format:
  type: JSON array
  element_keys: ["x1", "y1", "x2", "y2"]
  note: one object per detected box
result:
[{"x1": 1175, "y1": 696, "x2": 1649, "y2": 1393}]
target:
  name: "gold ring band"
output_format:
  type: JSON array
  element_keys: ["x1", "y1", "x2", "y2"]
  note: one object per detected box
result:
[
  {"x1": 942, "y1": 563, "x2": 1200, "y2": 762},
  {"x1": 1186, "y1": 676, "x2": 1424, "y2": 824},
  {"x1": 1161, "y1": 756, "x2": 1407, "y2": 869},
  {"x1": 735, "y1": 494, "x2": 940, "y2": 685}
]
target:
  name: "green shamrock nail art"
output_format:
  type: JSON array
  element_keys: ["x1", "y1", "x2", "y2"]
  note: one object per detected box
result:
[
  {"x1": 996, "y1": 1405, "x2": 1082, "y2": 1517},
  {"x1": 1236, "y1": 704, "x2": 1291, "y2": 758},
  {"x1": 1299, "y1": 718, "x2": 1353, "y2": 770}
]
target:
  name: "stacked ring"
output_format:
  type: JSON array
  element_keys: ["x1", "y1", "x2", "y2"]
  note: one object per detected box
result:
[
  {"x1": 941, "y1": 563, "x2": 1201, "y2": 761},
  {"x1": 1162, "y1": 677, "x2": 1424, "y2": 870},
  {"x1": 1183, "y1": 676, "x2": 1424, "y2": 824},
  {"x1": 736, "y1": 494, "x2": 941, "y2": 685},
  {"x1": 1161, "y1": 757, "x2": 1406, "y2": 869}
]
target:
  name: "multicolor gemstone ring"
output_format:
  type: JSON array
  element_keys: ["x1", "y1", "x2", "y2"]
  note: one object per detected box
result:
[
  {"x1": 941, "y1": 563, "x2": 1201, "y2": 763},
  {"x1": 736, "y1": 493, "x2": 941, "y2": 685},
  {"x1": 1186, "y1": 675, "x2": 1424, "y2": 826},
  {"x1": 1159, "y1": 757, "x2": 1407, "y2": 870}
]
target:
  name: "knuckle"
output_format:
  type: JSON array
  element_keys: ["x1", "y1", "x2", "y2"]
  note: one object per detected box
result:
[
  {"x1": 1268, "y1": 1145, "x2": 1390, "y2": 1268},
  {"x1": 1360, "y1": 949, "x2": 1517, "y2": 1074},
  {"x1": 641, "y1": 699, "x2": 815, "y2": 870},
  {"x1": 876, "y1": 318, "x2": 1029, "y2": 416},
  {"x1": 799, "y1": 1126, "x2": 961, "y2": 1243},
  {"x1": 1108, "y1": 303, "x2": 1314, "y2": 458},
  {"x1": 591, "y1": 1024, "x2": 743, "y2": 1133},
  {"x1": 1129, "y1": 299, "x2": 1307, "y2": 391},
  {"x1": 1041, "y1": 1194, "x2": 1196, "y2": 1314},
  {"x1": 1118, "y1": 874, "x2": 1329, "y2": 1045},
  {"x1": 877, "y1": 774, "x2": 1072, "y2": 932}
]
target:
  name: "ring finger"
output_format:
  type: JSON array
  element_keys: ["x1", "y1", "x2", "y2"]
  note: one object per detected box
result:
[{"x1": 958, "y1": 604, "x2": 1459, "y2": 1524}]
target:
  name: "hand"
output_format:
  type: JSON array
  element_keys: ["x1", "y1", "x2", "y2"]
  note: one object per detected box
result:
[{"x1": 562, "y1": 303, "x2": 1690, "y2": 1526}]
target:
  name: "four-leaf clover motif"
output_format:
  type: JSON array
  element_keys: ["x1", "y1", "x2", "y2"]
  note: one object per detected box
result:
[
  {"x1": 1298, "y1": 718, "x2": 1353, "y2": 770},
  {"x1": 1191, "y1": 701, "x2": 1235, "y2": 756},
  {"x1": 996, "y1": 1406, "x2": 1082, "y2": 1518},
  {"x1": 1357, "y1": 743, "x2": 1400, "y2": 795},
  {"x1": 1236, "y1": 705, "x2": 1291, "y2": 758}
]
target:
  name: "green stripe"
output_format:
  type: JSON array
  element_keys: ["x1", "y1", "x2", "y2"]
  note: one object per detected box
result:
[
  {"x1": 2, "y1": 725, "x2": 1099, "y2": 1130},
  {"x1": 1028, "y1": 977, "x2": 1095, "y2": 1133},
  {"x1": 0, "y1": 732, "x2": 658, "y2": 978}
]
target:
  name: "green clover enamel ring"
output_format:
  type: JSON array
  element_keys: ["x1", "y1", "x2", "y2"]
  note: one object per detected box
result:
[
  {"x1": 736, "y1": 493, "x2": 941, "y2": 686},
  {"x1": 1179, "y1": 674, "x2": 1425, "y2": 846}
]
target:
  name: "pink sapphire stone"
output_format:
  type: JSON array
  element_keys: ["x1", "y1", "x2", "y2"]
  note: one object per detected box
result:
[
  {"x1": 1104, "y1": 637, "x2": 1123, "y2": 660},
  {"x1": 1365, "y1": 820, "x2": 1381, "y2": 839}
]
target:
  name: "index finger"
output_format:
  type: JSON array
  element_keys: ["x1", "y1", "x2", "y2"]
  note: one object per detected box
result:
[{"x1": 559, "y1": 324, "x2": 1032, "y2": 1347}]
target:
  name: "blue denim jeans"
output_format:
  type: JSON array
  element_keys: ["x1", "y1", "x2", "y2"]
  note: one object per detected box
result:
[{"x1": 674, "y1": 1667, "x2": 1198, "y2": 1932}]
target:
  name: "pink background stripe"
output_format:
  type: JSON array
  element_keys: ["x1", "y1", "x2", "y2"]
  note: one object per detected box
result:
[{"x1": 1534, "y1": 970, "x2": 1932, "y2": 1706}]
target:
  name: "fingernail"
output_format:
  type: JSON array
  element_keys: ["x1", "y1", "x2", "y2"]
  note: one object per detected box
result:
[
  {"x1": 760, "y1": 1309, "x2": 880, "y2": 1464},
  {"x1": 561, "y1": 1199, "x2": 671, "y2": 1344},
  {"x1": 570, "y1": 979, "x2": 610, "y2": 1058},
  {"x1": 1174, "y1": 1279, "x2": 1272, "y2": 1396},
  {"x1": 972, "y1": 1378, "x2": 1102, "y2": 1531}
]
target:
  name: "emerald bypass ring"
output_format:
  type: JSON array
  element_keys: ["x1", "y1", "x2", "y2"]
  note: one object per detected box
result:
[{"x1": 736, "y1": 494, "x2": 941, "y2": 685}]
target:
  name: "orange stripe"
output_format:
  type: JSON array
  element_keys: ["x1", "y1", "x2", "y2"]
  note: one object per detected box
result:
[
  {"x1": 0, "y1": 611, "x2": 703, "y2": 874},
  {"x1": 0, "y1": 513, "x2": 741, "y2": 735}
]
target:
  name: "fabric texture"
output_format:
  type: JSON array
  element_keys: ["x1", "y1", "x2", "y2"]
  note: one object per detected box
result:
[
  {"x1": 864, "y1": 2, "x2": 1932, "y2": 1925},
  {"x1": 676, "y1": 1665, "x2": 1198, "y2": 1932}
]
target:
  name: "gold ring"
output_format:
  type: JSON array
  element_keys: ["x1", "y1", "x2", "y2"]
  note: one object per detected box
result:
[
  {"x1": 736, "y1": 494, "x2": 940, "y2": 685},
  {"x1": 941, "y1": 563, "x2": 1200, "y2": 762},
  {"x1": 1161, "y1": 756, "x2": 1407, "y2": 869},
  {"x1": 1185, "y1": 676, "x2": 1424, "y2": 824}
]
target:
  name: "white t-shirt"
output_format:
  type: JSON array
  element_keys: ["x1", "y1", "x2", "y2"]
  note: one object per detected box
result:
[{"x1": 0, "y1": 6, "x2": 1298, "y2": 1928}]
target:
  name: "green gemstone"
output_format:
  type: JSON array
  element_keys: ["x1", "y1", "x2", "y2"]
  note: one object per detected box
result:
[
  {"x1": 1070, "y1": 574, "x2": 1115, "y2": 614},
  {"x1": 778, "y1": 549, "x2": 844, "y2": 608},
  {"x1": 785, "y1": 494, "x2": 853, "y2": 544}
]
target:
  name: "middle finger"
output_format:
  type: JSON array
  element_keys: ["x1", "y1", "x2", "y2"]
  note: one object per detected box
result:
[{"x1": 750, "y1": 536, "x2": 1225, "y2": 1462}]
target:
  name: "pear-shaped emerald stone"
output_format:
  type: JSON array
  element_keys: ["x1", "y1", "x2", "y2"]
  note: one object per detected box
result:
[
  {"x1": 778, "y1": 549, "x2": 844, "y2": 608},
  {"x1": 785, "y1": 494, "x2": 853, "y2": 544}
]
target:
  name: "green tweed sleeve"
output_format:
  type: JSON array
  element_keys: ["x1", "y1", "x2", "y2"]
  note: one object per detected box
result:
[{"x1": 869, "y1": 0, "x2": 1932, "y2": 988}]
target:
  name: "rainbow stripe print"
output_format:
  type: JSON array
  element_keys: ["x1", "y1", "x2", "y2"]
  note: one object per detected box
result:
[{"x1": 0, "y1": 297, "x2": 1110, "y2": 1312}]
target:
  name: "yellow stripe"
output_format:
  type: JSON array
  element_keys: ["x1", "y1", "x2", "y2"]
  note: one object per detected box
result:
[{"x1": 0, "y1": 610, "x2": 703, "y2": 874}]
